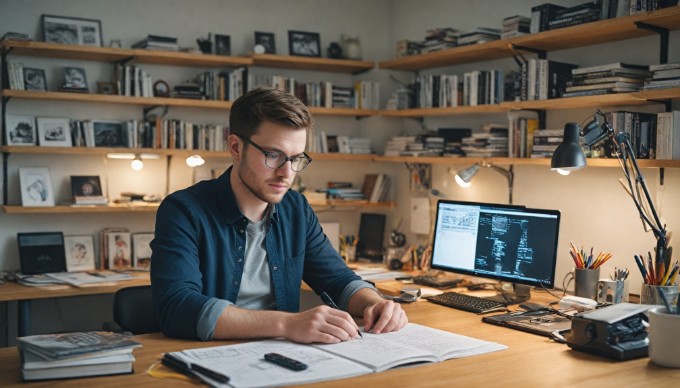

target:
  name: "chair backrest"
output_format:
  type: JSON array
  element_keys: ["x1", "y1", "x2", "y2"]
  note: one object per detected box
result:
[{"x1": 111, "y1": 285, "x2": 159, "y2": 335}]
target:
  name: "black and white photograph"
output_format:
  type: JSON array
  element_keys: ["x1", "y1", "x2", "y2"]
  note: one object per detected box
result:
[
  {"x1": 5, "y1": 115, "x2": 36, "y2": 146},
  {"x1": 41, "y1": 14, "x2": 103, "y2": 46},
  {"x1": 19, "y1": 167, "x2": 55, "y2": 207},
  {"x1": 70, "y1": 175, "x2": 103, "y2": 197},
  {"x1": 97, "y1": 81, "x2": 116, "y2": 95},
  {"x1": 64, "y1": 235, "x2": 96, "y2": 272},
  {"x1": 92, "y1": 120, "x2": 127, "y2": 147},
  {"x1": 288, "y1": 30, "x2": 321, "y2": 57},
  {"x1": 214, "y1": 34, "x2": 231, "y2": 55},
  {"x1": 61, "y1": 66, "x2": 88, "y2": 90},
  {"x1": 36, "y1": 117, "x2": 73, "y2": 147},
  {"x1": 132, "y1": 233, "x2": 154, "y2": 270},
  {"x1": 255, "y1": 31, "x2": 276, "y2": 54},
  {"x1": 23, "y1": 68, "x2": 47, "y2": 91}
]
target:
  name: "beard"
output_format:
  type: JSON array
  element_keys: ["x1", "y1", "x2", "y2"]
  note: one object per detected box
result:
[{"x1": 236, "y1": 157, "x2": 290, "y2": 204}]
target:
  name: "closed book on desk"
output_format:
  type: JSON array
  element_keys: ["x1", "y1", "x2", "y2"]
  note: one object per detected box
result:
[
  {"x1": 18, "y1": 331, "x2": 141, "y2": 361},
  {"x1": 19, "y1": 348, "x2": 134, "y2": 381}
]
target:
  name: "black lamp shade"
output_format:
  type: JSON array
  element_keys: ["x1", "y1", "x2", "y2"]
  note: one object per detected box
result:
[{"x1": 551, "y1": 122, "x2": 586, "y2": 170}]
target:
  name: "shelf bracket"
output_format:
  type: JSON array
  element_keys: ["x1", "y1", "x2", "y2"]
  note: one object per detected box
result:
[
  {"x1": 116, "y1": 55, "x2": 136, "y2": 66},
  {"x1": 2, "y1": 151, "x2": 8, "y2": 206},
  {"x1": 647, "y1": 98, "x2": 672, "y2": 112},
  {"x1": 143, "y1": 105, "x2": 169, "y2": 121},
  {"x1": 634, "y1": 21, "x2": 669, "y2": 64},
  {"x1": 659, "y1": 168, "x2": 665, "y2": 187},
  {"x1": 510, "y1": 44, "x2": 546, "y2": 59},
  {"x1": 1, "y1": 46, "x2": 13, "y2": 91}
]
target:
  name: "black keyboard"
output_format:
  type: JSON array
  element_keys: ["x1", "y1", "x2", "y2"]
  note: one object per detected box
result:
[
  {"x1": 413, "y1": 275, "x2": 462, "y2": 288},
  {"x1": 426, "y1": 292, "x2": 507, "y2": 314}
]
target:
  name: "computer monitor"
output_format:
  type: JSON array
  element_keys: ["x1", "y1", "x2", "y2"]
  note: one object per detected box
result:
[{"x1": 430, "y1": 200, "x2": 561, "y2": 304}]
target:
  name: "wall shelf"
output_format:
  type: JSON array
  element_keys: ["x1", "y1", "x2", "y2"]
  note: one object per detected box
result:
[
  {"x1": 251, "y1": 53, "x2": 374, "y2": 74},
  {"x1": 1, "y1": 204, "x2": 160, "y2": 214}
]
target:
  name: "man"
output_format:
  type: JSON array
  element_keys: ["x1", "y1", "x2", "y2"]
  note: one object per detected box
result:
[{"x1": 151, "y1": 87, "x2": 407, "y2": 343}]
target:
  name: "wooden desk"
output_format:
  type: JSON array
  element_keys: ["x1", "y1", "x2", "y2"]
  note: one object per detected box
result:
[
  {"x1": 0, "y1": 273, "x2": 150, "y2": 337},
  {"x1": 0, "y1": 292, "x2": 677, "y2": 387}
]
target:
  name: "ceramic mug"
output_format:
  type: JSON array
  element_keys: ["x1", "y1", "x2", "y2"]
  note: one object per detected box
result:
[
  {"x1": 648, "y1": 307, "x2": 680, "y2": 368},
  {"x1": 597, "y1": 279, "x2": 628, "y2": 303},
  {"x1": 572, "y1": 267, "x2": 600, "y2": 300}
]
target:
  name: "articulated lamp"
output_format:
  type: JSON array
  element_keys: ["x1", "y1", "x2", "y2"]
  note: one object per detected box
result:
[
  {"x1": 550, "y1": 110, "x2": 670, "y2": 270},
  {"x1": 454, "y1": 162, "x2": 514, "y2": 204}
]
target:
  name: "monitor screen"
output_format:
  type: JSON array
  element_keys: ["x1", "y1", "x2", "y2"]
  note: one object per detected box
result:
[{"x1": 431, "y1": 200, "x2": 560, "y2": 289}]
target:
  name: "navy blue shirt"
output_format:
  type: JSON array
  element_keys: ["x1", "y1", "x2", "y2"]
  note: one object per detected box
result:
[{"x1": 151, "y1": 167, "x2": 367, "y2": 340}]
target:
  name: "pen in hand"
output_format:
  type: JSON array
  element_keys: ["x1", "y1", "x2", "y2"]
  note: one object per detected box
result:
[{"x1": 320, "y1": 291, "x2": 363, "y2": 338}]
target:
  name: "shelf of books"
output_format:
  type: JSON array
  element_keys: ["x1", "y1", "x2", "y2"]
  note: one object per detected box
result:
[
  {"x1": 311, "y1": 200, "x2": 396, "y2": 210},
  {"x1": 0, "y1": 39, "x2": 252, "y2": 67},
  {"x1": 1, "y1": 203, "x2": 160, "y2": 214},
  {"x1": 0, "y1": 145, "x2": 231, "y2": 158},
  {"x1": 379, "y1": 7, "x2": 680, "y2": 70},
  {"x1": 251, "y1": 53, "x2": 374, "y2": 74},
  {"x1": 308, "y1": 152, "x2": 375, "y2": 161}
]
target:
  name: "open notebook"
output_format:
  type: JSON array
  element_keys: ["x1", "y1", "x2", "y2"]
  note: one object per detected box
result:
[{"x1": 167, "y1": 323, "x2": 506, "y2": 387}]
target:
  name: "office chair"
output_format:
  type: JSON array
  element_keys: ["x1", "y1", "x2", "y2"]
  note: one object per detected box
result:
[{"x1": 102, "y1": 285, "x2": 160, "y2": 335}]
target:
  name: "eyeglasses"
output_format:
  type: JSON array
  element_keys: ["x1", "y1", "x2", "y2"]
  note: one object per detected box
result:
[{"x1": 236, "y1": 134, "x2": 312, "y2": 172}]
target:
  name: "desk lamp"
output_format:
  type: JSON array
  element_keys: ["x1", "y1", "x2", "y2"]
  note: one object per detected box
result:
[
  {"x1": 454, "y1": 162, "x2": 514, "y2": 204},
  {"x1": 550, "y1": 110, "x2": 670, "y2": 273}
]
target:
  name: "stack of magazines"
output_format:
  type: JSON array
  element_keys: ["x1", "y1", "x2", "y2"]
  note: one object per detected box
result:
[{"x1": 18, "y1": 331, "x2": 141, "y2": 381}]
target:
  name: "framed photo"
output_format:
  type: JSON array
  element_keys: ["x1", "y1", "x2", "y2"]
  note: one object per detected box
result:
[
  {"x1": 97, "y1": 81, "x2": 116, "y2": 95},
  {"x1": 5, "y1": 115, "x2": 36, "y2": 146},
  {"x1": 23, "y1": 68, "x2": 47, "y2": 91},
  {"x1": 19, "y1": 167, "x2": 55, "y2": 207},
  {"x1": 254, "y1": 31, "x2": 276, "y2": 54},
  {"x1": 214, "y1": 34, "x2": 231, "y2": 55},
  {"x1": 92, "y1": 120, "x2": 127, "y2": 147},
  {"x1": 132, "y1": 233, "x2": 154, "y2": 270},
  {"x1": 288, "y1": 30, "x2": 321, "y2": 57},
  {"x1": 70, "y1": 175, "x2": 103, "y2": 197},
  {"x1": 41, "y1": 14, "x2": 103, "y2": 47},
  {"x1": 36, "y1": 117, "x2": 72, "y2": 147},
  {"x1": 107, "y1": 232, "x2": 132, "y2": 270},
  {"x1": 64, "y1": 235, "x2": 96, "y2": 272},
  {"x1": 62, "y1": 66, "x2": 87, "y2": 90}
]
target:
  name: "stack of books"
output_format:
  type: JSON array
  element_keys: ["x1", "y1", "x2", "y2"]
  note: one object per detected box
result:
[
  {"x1": 421, "y1": 28, "x2": 459, "y2": 53},
  {"x1": 501, "y1": 15, "x2": 530, "y2": 39},
  {"x1": 564, "y1": 63, "x2": 650, "y2": 97},
  {"x1": 131, "y1": 34, "x2": 179, "y2": 51},
  {"x1": 383, "y1": 135, "x2": 417, "y2": 156},
  {"x1": 457, "y1": 27, "x2": 500, "y2": 46},
  {"x1": 531, "y1": 128, "x2": 564, "y2": 158},
  {"x1": 1, "y1": 31, "x2": 30, "y2": 41},
  {"x1": 18, "y1": 331, "x2": 141, "y2": 381},
  {"x1": 644, "y1": 62, "x2": 680, "y2": 90},
  {"x1": 547, "y1": 1, "x2": 601, "y2": 30},
  {"x1": 395, "y1": 39, "x2": 423, "y2": 57}
]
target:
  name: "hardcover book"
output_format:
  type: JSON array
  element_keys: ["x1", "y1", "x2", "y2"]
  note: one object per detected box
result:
[
  {"x1": 20, "y1": 348, "x2": 134, "y2": 381},
  {"x1": 18, "y1": 331, "x2": 141, "y2": 361}
]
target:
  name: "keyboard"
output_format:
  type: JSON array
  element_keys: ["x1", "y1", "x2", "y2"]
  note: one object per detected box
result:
[
  {"x1": 425, "y1": 292, "x2": 507, "y2": 314},
  {"x1": 413, "y1": 275, "x2": 463, "y2": 289}
]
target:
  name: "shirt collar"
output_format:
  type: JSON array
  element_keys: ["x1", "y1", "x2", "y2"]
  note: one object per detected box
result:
[{"x1": 217, "y1": 166, "x2": 280, "y2": 225}]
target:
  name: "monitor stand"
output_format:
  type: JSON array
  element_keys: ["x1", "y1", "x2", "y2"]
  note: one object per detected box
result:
[{"x1": 484, "y1": 283, "x2": 531, "y2": 305}]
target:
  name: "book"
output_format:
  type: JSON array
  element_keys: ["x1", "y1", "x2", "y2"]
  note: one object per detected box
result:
[
  {"x1": 20, "y1": 347, "x2": 135, "y2": 381},
  {"x1": 43, "y1": 272, "x2": 114, "y2": 287},
  {"x1": 656, "y1": 111, "x2": 680, "y2": 159},
  {"x1": 18, "y1": 331, "x2": 141, "y2": 361},
  {"x1": 572, "y1": 62, "x2": 649, "y2": 76},
  {"x1": 166, "y1": 323, "x2": 506, "y2": 387}
]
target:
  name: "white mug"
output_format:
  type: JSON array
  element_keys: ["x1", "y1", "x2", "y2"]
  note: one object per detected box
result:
[
  {"x1": 648, "y1": 307, "x2": 680, "y2": 368},
  {"x1": 597, "y1": 279, "x2": 628, "y2": 303}
]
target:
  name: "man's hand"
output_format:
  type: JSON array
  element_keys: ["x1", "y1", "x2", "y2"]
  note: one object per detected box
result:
[
  {"x1": 362, "y1": 299, "x2": 408, "y2": 334},
  {"x1": 282, "y1": 305, "x2": 361, "y2": 344}
]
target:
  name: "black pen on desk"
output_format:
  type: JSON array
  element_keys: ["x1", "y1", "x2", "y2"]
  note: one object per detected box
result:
[
  {"x1": 320, "y1": 291, "x2": 363, "y2": 338},
  {"x1": 163, "y1": 353, "x2": 230, "y2": 384}
]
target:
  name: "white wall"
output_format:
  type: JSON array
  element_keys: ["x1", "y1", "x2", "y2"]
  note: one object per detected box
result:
[{"x1": 1, "y1": 0, "x2": 679, "y2": 344}]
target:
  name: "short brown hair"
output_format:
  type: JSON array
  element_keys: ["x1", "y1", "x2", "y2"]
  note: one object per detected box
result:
[{"x1": 229, "y1": 87, "x2": 313, "y2": 138}]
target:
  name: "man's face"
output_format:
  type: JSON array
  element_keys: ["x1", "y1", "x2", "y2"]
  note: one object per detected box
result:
[{"x1": 235, "y1": 121, "x2": 307, "y2": 204}]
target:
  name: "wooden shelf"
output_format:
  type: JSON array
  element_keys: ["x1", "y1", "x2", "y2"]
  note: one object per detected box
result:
[
  {"x1": 2, "y1": 204, "x2": 160, "y2": 214},
  {"x1": 0, "y1": 40, "x2": 252, "y2": 67},
  {"x1": 381, "y1": 104, "x2": 511, "y2": 117},
  {"x1": 307, "y1": 152, "x2": 375, "y2": 161},
  {"x1": 311, "y1": 200, "x2": 396, "y2": 210},
  {"x1": 379, "y1": 7, "x2": 680, "y2": 70},
  {"x1": 251, "y1": 53, "x2": 374, "y2": 74},
  {"x1": 0, "y1": 145, "x2": 231, "y2": 158},
  {"x1": 309, "y1": 106, "x2": 379, "y2": 116}
]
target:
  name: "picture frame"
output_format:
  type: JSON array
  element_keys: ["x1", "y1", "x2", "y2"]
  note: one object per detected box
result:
[
  {"x1": 97, "y1": 81, "x2": 116, "y2": 95},
  {"x1": 61, "y1": 66, "x2": 88, "y2": 90},
  {"x1": 70, "y1": 175, "x2": 103, "y2": 197},
  {"x1": 254, "y1": 31, "x2": 276, "y2": 54},
  {"x1": 214, "y1": 34, "x2": 231, "y2": 55},
  {"x1": 64, "y1": 235, "x2": 96, "y2": 272},
  {"x1": 288, "y1": 30, "x2": 321, "y2": 57},
  {"x1": 36, "y1": 117, "x2": 73, "y2": 147},
  {"x1": 92, "y1": 120, "x2": 127, "y2": 147},
  {"x1": 23, "y1": 68, "x2": 47, "y2": 91},
  {"x1": 107, "y1": 232, "x2": 132, "y2": 270},
  {"x1": 5, "y1": 115, "x2": 37, "y2": 146},
  {"x1": 41, "y1": 14, "x2": 103, "y2": 47},
  {"x1": 19, "y1": 167, "x2": 55, "y2": 207},
  {"x1": 132, "y1": 233, "x2": 154, "y2": 270}
]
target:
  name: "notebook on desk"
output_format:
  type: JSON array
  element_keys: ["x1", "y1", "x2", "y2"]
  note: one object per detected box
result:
[{"x1": 482, "y1": 309, "x2": 572, "y2": 337}]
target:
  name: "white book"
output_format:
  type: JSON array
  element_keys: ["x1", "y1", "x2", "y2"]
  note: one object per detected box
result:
[{"x1": 656, "y1": 111, "x2": 680, "y2": 160}]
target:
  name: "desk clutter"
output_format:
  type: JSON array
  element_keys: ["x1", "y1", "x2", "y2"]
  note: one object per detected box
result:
[{"x1": 17, "y1": 331, "x2": 141, "y2": 381}]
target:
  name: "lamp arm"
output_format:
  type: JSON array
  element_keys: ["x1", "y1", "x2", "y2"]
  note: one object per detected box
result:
[{"x1": 486, "y1": 163, "x2": 514, "y2": 205}]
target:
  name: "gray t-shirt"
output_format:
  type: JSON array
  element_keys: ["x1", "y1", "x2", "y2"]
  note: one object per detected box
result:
[{"x1": 235, "y1": 216, "x2": 276, "y2": 309}]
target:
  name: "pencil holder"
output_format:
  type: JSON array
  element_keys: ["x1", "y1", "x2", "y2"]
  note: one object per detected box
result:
[
  {"x1": 648, "y1": 306, "x2": 680, "y2": 368},
  {"x1": 640, "y1": 283, "x2": 679, "y2": 305},
  {"x1": 573, "y1": 268, "x2": 600, "y2": 300},
  {"x1": 342, "y1": 246, "x2": 356, "y2": 263}
]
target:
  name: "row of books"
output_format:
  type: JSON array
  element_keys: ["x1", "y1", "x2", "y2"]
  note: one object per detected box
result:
[
  {"x1": 564, "y1": 62, "x2": 650, "y2": 97},
  {"x1": 5, "y1": 61, "x2": 26, "y2": 90},
  {"x1": 412, "y1": 70, "x2": 505, "y2": 108},
  {"x1": 517, "y1": 58, "x2": 577, "y2": 101},
  {"x1": 643, "y1": 62, "x2": 680, "y2": 90},
  {"x1": 114, "y1": 64, "x2": 154, "y2": 98}
]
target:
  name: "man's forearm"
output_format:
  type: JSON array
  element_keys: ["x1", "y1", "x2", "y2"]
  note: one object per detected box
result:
[
  {"x1": 346, "y1": 287, "x2": 384, "y2": 316},
  {"x1": 213, "y1": 305, "x2": 290, "y2": 339}
]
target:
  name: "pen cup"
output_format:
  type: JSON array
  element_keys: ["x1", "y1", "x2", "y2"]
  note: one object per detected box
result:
[
  {"x1": 640, "y1": 283, "x2": 679, "y2": 305},
  {"x1": 342, "y1": 245, "x2": 356, "y2": 263},
  {"x1": 648, "y1": 306, "x2": 680, "y2": 368},
  {"x1": 573, "y1": 267, "x2": 600, "y2": 300},
  {"x1": 597, "y1": 279, "x2": 629, "y2": 304}
]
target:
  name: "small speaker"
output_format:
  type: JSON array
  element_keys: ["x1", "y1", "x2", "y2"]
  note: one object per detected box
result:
[
  {"x1": 357, "y1": 213, "x2": 386, "y2": 262},
  {"x1": 17, "y1": 232, "x2": 67, "y2": 274}
]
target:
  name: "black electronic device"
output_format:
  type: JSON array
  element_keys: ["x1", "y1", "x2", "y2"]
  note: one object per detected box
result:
[
  {"x1": 430, "y1": 200, "x2": 561, "y2": 305},
  {"x1": 567, "y1": 303, "x2": 650, "y2": 361},
  {"x1": 357, "y1": 213, "x2": 386, "y2": 262},
  {"x1": 17, "y1": 232, "x2": 67, "y2": 274},
  {"x1": 264, "y1": 352, "x2": 308, "y2": 371}
]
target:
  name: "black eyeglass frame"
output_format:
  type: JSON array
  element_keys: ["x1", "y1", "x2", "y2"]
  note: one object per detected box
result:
[{"x1": 236, "y1": 134, "x2": 312, "y2": 172}]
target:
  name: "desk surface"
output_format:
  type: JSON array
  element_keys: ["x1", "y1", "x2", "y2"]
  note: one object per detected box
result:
[{"x1": 0, "y1": 291, "x2": 678, "y2": 387}]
